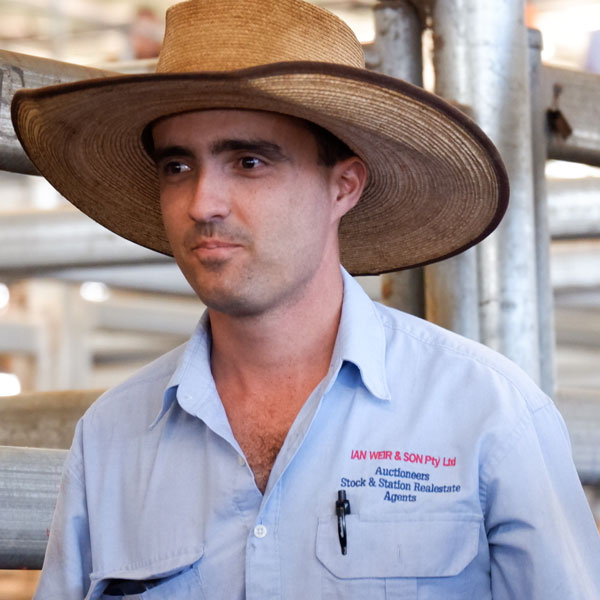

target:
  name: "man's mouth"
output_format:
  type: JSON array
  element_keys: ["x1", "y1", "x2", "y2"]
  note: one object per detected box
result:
[
  {"x1": 191, "y1": 239, "x2": 243, "y2": 259},
  {"x1": 194, "y1": 238, "x2": 241, "y2": 248}
]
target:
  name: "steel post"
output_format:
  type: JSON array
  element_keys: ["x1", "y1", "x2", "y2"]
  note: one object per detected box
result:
[
  {"x1": 529, "y1": 28, "x2": 555, "y2": 396},
  {"x1": 424, "y1": 249, "x2": 480, "y2": 340},
  {"x1": 0, "y1": 446, "x2": 66, "y2": 569},
  {"x1": 372, "y1": 1, "x2": 425, "y2": 318},
  {"x1": 421, "y1": 2, "x2": 480, "y2": 341},
  {"x1": 429, "y1": 0, "x2": 541, "y2": 381},
  {"x1": 372, "y1": 1, "x2": 423, "y2": 83}
]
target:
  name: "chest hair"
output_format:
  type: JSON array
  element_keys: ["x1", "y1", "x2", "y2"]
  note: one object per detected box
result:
[
  {"x1": 224, "y1": 392, "x2": 306, "y2": 494},
  {"x1": 238, "y1": 427, "x2": 289, "y2": 493}
]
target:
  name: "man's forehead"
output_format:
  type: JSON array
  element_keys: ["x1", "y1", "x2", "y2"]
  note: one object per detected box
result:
[
  {"x1": 152, "y1": 108, "x2": 310, "y2": 136},
  {"x1": 149, "y1": 108, "x2": 321, "y2": 159}
]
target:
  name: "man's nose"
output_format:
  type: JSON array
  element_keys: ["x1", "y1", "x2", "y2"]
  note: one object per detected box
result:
[{"x1": 187, "y1": 168, "x2": 231, "y2": 222}]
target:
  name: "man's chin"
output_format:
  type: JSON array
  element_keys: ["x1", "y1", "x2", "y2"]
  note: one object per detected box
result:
[
  {"x1": 203, "y1": 295, "x2": 265, "y2": 319},
  {"x1": 190, "y1": 278, "x2": 256, "y2": 317}
]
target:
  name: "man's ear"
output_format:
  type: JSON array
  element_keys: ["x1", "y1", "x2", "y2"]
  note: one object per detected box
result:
[{"x1": 331, "y1": 156, "x2": 368, "y2": 220}]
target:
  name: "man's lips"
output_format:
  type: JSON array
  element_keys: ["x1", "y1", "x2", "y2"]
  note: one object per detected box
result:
[
  {"x1": 193, "y1": 240, "x2": 240, "y2": 250},
  {"x1": 189, "y1": 239, "x2": 244, "y2": 260}
]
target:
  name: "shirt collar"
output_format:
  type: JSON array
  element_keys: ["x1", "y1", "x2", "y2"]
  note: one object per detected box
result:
[
  {"x1": 150, "y1": 311, "x2": 213, "y2": 429},
  {"x1": 151, "y1": 267, "x2": 391, "y2": 428},
  {"x1": 332, "y1": 267, "x2": 391, "y2": 402}
]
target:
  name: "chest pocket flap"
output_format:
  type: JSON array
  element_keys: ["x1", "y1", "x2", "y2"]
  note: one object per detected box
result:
[
  {"x1": 85, "y1": 546, "x2": 205, "y2": 600},
  {"x1": 316, "y1": 513, "x2": 481, "y2": 579}
]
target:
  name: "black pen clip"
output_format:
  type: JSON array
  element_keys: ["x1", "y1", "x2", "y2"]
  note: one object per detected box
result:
[{"x1": 336, "y1": 490, "x2": 351, "y2": 555}]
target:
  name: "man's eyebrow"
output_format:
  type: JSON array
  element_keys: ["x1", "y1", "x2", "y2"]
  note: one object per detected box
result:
[
  {"x1": 210, "y1": 139, "x2": 289, "y2": 161},
  {"x1": 150, "y1": 145, "x2": 194, "y2": 164}
]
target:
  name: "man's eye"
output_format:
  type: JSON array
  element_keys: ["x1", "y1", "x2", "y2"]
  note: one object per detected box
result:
[
  {"x1": 239, "y1": 157, "x2": 262, "y2": 169},
  {"x1": 162, "y1": 161, "x2": 191, "y2": 176}
]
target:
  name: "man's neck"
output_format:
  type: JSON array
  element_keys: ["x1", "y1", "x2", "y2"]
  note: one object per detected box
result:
[
  {"x1": 207, "y1": 262, "x2": 344, "y2": 493},
  {"x1": 208, "y1": 265, "x2": 344, "y2": 393}
]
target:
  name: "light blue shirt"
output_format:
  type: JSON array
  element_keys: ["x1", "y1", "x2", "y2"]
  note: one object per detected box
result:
[{"x1": 36, "y1": 269, "x2": 600, "y2": 599}]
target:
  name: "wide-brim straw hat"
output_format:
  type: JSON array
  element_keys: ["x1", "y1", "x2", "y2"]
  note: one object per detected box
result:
[{"x1": 12, "y1": 0, "x2": 508, "y2": 276}]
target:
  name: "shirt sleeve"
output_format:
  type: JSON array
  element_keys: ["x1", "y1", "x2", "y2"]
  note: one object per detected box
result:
[
  {"x1": 34, "y1": 419, "x2": 93, "y2": 600},
  {"x1": 483, "y1": 398, "x2": 600, "y2": 600}
]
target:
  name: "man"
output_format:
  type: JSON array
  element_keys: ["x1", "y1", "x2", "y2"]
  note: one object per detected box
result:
[{"x1": 11, "y1": 0, "x2": 600, "y2": 598}]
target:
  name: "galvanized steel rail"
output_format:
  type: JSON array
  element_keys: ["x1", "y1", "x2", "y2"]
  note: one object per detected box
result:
[
  {"x1": 544, "y1": 66, "x2": 600, "y2": 167},
  {"x1": 3, "y1": 42, "x2": 600, "y2": 175},
  {"x1": 0, "y1": 390, "x2": 98, "y2": 569},
  {"x1": 0, "y1": 50, "x2": 116, "y2": 175},
  {"x1": 0, "y1": 389, "x2": 99, "y2": 449},
  {"x1": 0, "y1": 446, "x2": 67, "y2": 569}
]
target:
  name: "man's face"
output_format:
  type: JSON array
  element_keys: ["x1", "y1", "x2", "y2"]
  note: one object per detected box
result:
[{"x1": 152, "y1": 109, "x2": 354, "y2": 317}]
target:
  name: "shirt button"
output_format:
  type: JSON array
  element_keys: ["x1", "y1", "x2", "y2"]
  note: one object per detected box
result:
[
  {"x1": 254, "y1": 525, "x2": 267, "y2": 538},
  {"x1": 237, "y1": 455, "x2": 246, "y2": 467}
]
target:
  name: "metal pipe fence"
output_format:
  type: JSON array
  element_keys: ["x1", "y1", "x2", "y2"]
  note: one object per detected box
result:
[
  {"x1": 372, "y1": 1, "x2": 426, "y2": 319},
  {"x1": 529, "y1": 28, "x2": 556, "y2": 397},
  {"x1": 428, "y1": 0, "x2": 541, "y2": 383},
  {"x1": 0, "y1": 446, "x2": 66, "y2": 569}
]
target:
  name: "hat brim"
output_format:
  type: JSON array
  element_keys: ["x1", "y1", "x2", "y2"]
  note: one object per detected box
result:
[{"x1": 12, "y1": 62, "x2": 508, "y2": 276}]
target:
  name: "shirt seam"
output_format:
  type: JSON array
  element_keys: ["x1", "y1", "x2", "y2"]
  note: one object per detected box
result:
[
  {"x1": 380, "y1": 318, "x2": 552, "y2": 411},
  {"x1": 478, "y1": 409, "x2": 531, "y2": 513},
  {"x1": 64, "y1": 420, "x2": 85, "y2": 486},
  {"x1": 478, "y1": 394, "x2": 558, "y2": 518},
  {"x1": 369, "y1": 298, "x2": 391, "y2": 400},
  {"x1": 64, "y1": 455, "x2": 85, "y2": 486},
  {"x1": 86, "y1": 367, "x2": 178, "y2": 429},
  {"x1": 377, "y1": 316, "x2": 555, "y2": 522}
]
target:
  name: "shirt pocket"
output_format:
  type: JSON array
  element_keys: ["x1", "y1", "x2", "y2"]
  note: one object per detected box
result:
[
  {"x1": 316, "y1": 513, "x2": 481, "y2": 600},
  {"x1": 85, "y1": 548, "x2": 205, "y2": 600}
]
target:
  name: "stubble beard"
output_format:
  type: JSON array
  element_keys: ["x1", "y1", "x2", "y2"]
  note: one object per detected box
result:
[
  {"x1": 191, "y1": 257, "x2": 312, "y2": 320},
  {"x1": 179, "y1": 221, "x2": 262, "y2": 315}
]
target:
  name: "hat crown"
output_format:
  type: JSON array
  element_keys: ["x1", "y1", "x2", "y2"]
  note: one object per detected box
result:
[{"x1": 157, "y1": 0, "x2": 365, "y2": 73}]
